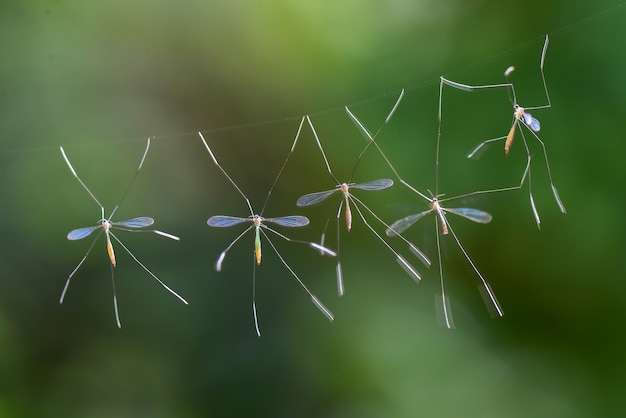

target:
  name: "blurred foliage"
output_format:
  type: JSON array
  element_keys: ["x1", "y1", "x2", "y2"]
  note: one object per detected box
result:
[{"x1": 1, "y1": 0, "x2": 625, "y2": 417}]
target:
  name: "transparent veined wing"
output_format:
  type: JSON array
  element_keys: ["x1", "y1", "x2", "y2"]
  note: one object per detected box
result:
[
  {"x1": 265, "y1": 215, "x2": 310, "y2": 228},
  {"x1": 445, "y1": 207, "x2": 492, "y2": 224},
  {"x1": 67, "y1": 225, "x2": 100, "y2": 240},
  {"x1": 207, "y1": 215, "x2": 251, "y2": 227},
  {"x1": 114, "y1": 217, "x2": 154, "y2": 228},
  {"x1": 352, "y1": 178, "x2": 394, "y2": 191},
  {"x1": 523, "y1": 112, "x2": 541, "y2": 132},
  {"x1": 296, "y1": 189, "x2": 339, "y2": 207},
  {"x1": 385, "y1": 210, "x2": 432, "y2": 236}
]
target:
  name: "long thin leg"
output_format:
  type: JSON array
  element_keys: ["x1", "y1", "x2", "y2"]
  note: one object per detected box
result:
[
  {"x1": 335, "y1": 201, "x2": 344, "y2": 296},
  {"x1": 213, "y1": 226, "x2": 253, "y2": 271},
  {"x1": 111, "y1": 263, "x2": 121, "y2": 328},
  {"x1": 260, "y1": 225, "x2": 336, "y2": 257},
  {"x1": 350, "y1": 194, "x2": 430, "y2": 268},
  {"x1": 439, "y1": 77, "x2": 516, "y2": 120},
  {"x1": 349, "y1": 198, "x2": 422, "y2": 283},
  {"x1": 525, "y1": 34, "x2": 552, "y2": 111},
  {"x1": 110, "y1": 138, "x2": 152, "y2": 220},
  {"x1": 526, "y1": 127, "x2": 566, "y2": 213},
  {"x1": 113, "y1": 227, "x2": 180, "y2": 241},
  {"x1": 346, "y1": 89, "x2": 406, "y2": 180},
  {"x1": 109, "y1": 232, "x2": 188, "y2": 305},
  {"x1": 467, "y1": 135, "x2": 508, "y2": 159},
  {"x1": 446, "y1": 222, "x2": 503, "y2": 318},
  {"x1": 60, "y1": 230, "x2": 104, "y2": 303},
  {"x1": 434, "y1": 218, "x2": 454, "y2": 329},
  {"x1": 518, "y1": 129, "x2": 541, "y2": 228},
  {"x1": 60, "y1": 147, "x2": 105, "y2": 220},
  {"x1": 305, "y1": 116, "x2": 340, "y2": 185},
  {"x1": 260, "y1": 230, "x2": 334, "y2": 322},
  {"x1": 252, "y1": 255, "x2": 261, "y2": 337},
  {"x1": 318, "y1": 219, "x2": 330, "y2": 255},
  {"x1": 198, "y1": 132, "x2": 255, "y2": 217},
  {"x1": 261, "y1": 116, "x2": 306, "y2": 215}
]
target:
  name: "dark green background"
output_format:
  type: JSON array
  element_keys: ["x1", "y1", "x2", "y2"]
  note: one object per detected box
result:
[{"x1": 1, "y1": 1, "x2": 624, "y2": 417}]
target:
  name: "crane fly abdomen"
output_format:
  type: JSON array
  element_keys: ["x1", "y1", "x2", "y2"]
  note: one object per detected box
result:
[
  {"x1": 341, "y1": 183, "x2": 352, "y2": 231},
  {"x1": 505, "y1": 123, "x2": 516, "y2": 155}
]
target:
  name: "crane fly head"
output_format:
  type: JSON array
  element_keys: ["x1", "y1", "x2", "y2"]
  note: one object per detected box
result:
[
  {"x1": 101, "y1": 219, "x2": 112, "y2": 231},
  {"x1": 430, "y1": 198, "x2": 441, "y2": 212},
  {"x1": 513, "y1": 105, "x2": 525, "y2": 120}
]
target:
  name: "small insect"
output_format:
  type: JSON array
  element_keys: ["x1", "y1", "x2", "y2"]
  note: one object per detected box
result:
[
  {"x1": 439, "y1": 34, "x2": 565, "y2": 229},
  {"x1": 198, "y1": 119, "x2": 336, "y2": 337},
  {"x1": 60, "y1": 138, "x2": 188, "y2": 328},
  {"x1": 505, "y1": 102, "x2": 541, "y2": 155},
  {"x1": 297, "y1": 114, "x2": 430, "y2": 297},
  {"x1": 346, "y1": 92, "x2": 502, "y2": 328}
]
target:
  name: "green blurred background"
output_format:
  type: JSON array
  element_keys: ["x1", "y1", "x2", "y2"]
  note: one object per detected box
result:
[{"x1": 1, "y1": 0, "x2": 625, "y2": 417}]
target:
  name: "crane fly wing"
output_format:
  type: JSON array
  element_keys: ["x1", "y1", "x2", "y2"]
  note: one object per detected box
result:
[
  {"x1": 386, "y1": 211, "x2": 431, "y2": 236},
  {"x1": 296, "y1": 189, "x2": 338, "y2": 207},
  {"x1": 265, "y1": 215, "x2": 310, "y2": 228},
  {"x1": 67, "y1": 226, "x2": 100, "y2": 240},
  {"x1": 523, "y1": 113, "x2": 540, "y2": 132},
  {"x1": 352, "y1": 178, "x2": 393, "y2": 191},
  {"x1": 115, "y1": 217, "x2": 155, "y2": 228},
  {"x1": 445, "y1": 207, "x2": 492, "y2": 224},
  {"x1": 207, "y1": 216, "x2": 250, "y2": 227}
]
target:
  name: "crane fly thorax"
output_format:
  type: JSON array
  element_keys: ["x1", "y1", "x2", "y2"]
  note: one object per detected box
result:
[
  {"x1": 100, "y1": 219, "x2": 112, "y2": 231},
  {"x1": 513, "y1": 105, "x2": 525, "y2": 120},
  {"x1": 251, "y1": 215, "x2": 262, "y2": 227},
  {"x1": 340, "y1": 183, "x2": 349, "y2": 195}
]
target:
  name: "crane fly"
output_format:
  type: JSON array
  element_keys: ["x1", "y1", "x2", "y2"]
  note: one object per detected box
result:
[
  {"x1": 385, "y1": 194, "x2": 501, "y2": 329},
  {"x1": 198, "y1": 120, "x2": 336, "y2": 337},
  {"x1": 297, "y1": 114, "x2": 430, "y2": 297},
  {"x1": 60, "y1": 138, "x2": 187, "y2": 328},
  {"x1": 346, "y1": 90, "x2": 503, "y2": 328},
  {"x1": 440, "y1": 34, "x2": 565, "y2": 229}
]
